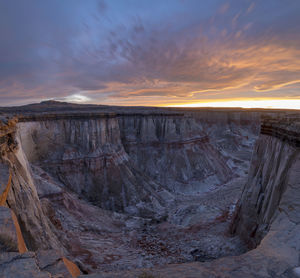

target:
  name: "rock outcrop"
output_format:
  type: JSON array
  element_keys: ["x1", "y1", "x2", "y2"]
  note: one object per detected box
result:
[
  {"x1": 0, "y1": 252, "x2": 51, "y2": 278},
  {"x1": 232, "y1": 114, "x2": 300, "y2": 249},
  {"x1": 0, "y1": 116, "x2": 82, "y2": 277},
  {"x1": 0, "y1": 206, "x2": 24, "y2": 253},
  {"x1": 1, "y1": 117, "x2": 59, "y2": 250}
]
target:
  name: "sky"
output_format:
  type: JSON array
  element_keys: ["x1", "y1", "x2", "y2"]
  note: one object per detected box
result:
[{"x1": 0, "y1": 0, "x2": 300, "y2": 108}]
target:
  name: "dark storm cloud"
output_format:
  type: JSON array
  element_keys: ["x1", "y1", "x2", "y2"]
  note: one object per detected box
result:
[{"x1": 0, "y1": 0, "x2": 300, "y2": 106}]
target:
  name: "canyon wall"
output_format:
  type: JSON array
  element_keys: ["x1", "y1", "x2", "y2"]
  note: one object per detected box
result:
[
  {"x1": 16, "y1": 110, "x2": 258, "y2": 217},
  {"x1": 77, "y1": 113, "x2": 300, "y2": 278},
  {"x1": 232, "y1": 114, "x2": 300, "y2": 249},
  {"x1": 0, "y1": 117, "x2": 60, "y2": 251},
  {"x1": 17, "y1": 115, "x2": 167, "y2": 218},
  {"x1": 118, "y1": 114, "x2": 235, "y2": 193}
]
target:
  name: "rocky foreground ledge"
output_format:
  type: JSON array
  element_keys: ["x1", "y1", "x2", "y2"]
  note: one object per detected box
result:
[{"x1": 0, "y1": 105, "x2": 300, "y2": 277}]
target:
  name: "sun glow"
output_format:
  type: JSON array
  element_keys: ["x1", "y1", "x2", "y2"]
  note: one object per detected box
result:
[
  {"x1": 167, "y1": 99, "x2": 300, "y2": 110},
  {"x1": 62, "y1": 94, "x2": 91, "y2": 103}
]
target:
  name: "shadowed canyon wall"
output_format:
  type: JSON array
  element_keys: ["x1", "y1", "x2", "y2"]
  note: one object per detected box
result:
[
  {"x1": 16, "y1": 110, "x2": 258, "y2": 217},
  {"x1": 119, "y1": 111, "x2": 259, "y2": 193},
  {"x1": 17, "y1": 115, "x2": 167, "y2": 218},
  {"x1": 232, "y1": 114, "x2": 300, "y2": 250}
]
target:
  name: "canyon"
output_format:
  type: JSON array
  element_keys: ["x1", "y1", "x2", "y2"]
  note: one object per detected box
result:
[{"x1": 0, "y1": 101, "x2": 299, "y2": 277}]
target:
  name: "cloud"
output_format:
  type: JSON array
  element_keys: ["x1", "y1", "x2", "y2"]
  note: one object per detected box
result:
[
  {"x1": 246, "y1": 2, "x2": 255, "y2": 14},
  {"x1": 0, "y1": 0, "x2": 300, "y2": 106},
  {"x1": 59, "y1": 93, "x2": 92, "y2": 103}
]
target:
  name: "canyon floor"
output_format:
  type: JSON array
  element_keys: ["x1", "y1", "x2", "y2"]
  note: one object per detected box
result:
[{"x1": 37, "y1": 168, "x2": 248, "y2": 273}]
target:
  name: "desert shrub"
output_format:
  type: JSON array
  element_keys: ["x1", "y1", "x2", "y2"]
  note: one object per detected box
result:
[{"x1": 0, "y1": 233, "x2": 18, "y2": 252}]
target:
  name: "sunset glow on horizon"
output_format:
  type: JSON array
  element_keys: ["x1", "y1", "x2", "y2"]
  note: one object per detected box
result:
[{"x1": 165, "y1": 99, "x2": 300, "y2": 110}]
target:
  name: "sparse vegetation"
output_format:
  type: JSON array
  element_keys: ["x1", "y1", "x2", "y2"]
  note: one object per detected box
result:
[{"x1": 0, "y1": 234, "x2": 18, "y2": 252}]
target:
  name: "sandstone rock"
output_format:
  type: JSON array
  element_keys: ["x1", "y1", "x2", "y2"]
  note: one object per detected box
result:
[
  {"x1": 17, "y1": 118, "x2": 168, "y2": 218},
  {"x1": 0, "y1": 169, "x2": 11, "y2": 206},
  {"x1": 232, "y1": 118, "x2": 300, "y2": 249},
  {"x1": 36, "y1": 249, "x2": 81, "y2": 278},
  {"x1": 0, "y1": 117, "x2": 61, "y2": 251},
  {"x1": 0, "y1": 252, "x2": 51, "y2": 278},
  {"x1": 118, "y1": 114, "x2": 235, "y2": 193},
  {"x1": 0, "y1": 207, "x2": 19, "y2": 252},
  {"x1": 0, "y1": 163, "x2": 10, "y2": 196},
  {"x1": 5, "y1": 145, "x2": 61, "y2": 251}
]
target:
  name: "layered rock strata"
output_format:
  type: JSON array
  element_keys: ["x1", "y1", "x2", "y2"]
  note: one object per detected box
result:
[
  {"x1": 17, "y1": 114, "x2": 168, "y2": 218},
  {"x1": 15, "y1": 110, "x2": 257, "y2": 219},
  {"x1": 77, "y1": 113, "x2": 300, "y2": 278},
  {"x1": 232, "y1": 114, "x2": 300, "y2": 249},
  {"x1": 118, "y1": 114, "x2": 233, "y2": 193},
  {"x1": 0, "y1": 118, "x2": 81, "y2": 277},
  {"x1": 0, "y1": 118, "x2": 60, "y2": 250}
]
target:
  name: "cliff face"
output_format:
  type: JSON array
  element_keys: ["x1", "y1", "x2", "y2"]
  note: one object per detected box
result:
[
  {"x1": 232, "y1": 115, "x2": 300, "y2": 250},
  {"x1": 118, "y1": 114, "x2": 235, "y2": 193},
  {"x1": 17, "y1": 115, "x2": 168, "y2": 218},
  {"x1": 16, "y1": 111, "x2": 257, "y2": 218},
  {"x1": 0, "y1": 117, "x2": 60, "y2": 251}
]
